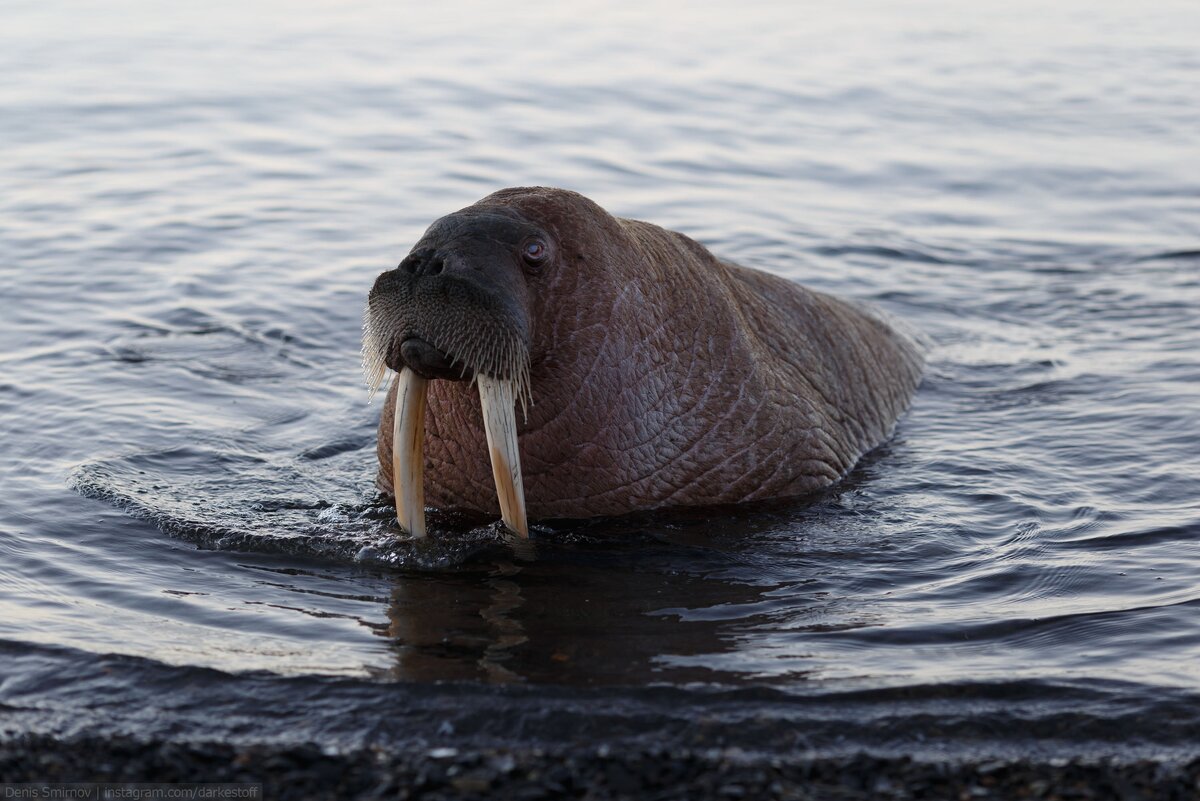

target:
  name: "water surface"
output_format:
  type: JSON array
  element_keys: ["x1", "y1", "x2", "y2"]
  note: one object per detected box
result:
[{"x1": 2, "y1": 0, "x2": 1199, "y2": 757}]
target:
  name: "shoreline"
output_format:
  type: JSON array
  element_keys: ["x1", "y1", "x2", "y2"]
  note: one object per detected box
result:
[{"x1": 4, "y1": 736, "x2": 1198, "y2": 801}]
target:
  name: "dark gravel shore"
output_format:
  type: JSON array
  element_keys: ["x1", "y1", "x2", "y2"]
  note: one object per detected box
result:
[
  {"x1": 5, "y1": 649, "x2": 1200, "y2": 799},
  {"x1": 3, "y1": 736, "x2": 1199, "y2": 801}
]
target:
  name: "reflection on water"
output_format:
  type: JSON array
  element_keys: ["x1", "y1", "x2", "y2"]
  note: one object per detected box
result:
[{"x1": 382, "y1": 543, "x2": 766, "y2": 686}]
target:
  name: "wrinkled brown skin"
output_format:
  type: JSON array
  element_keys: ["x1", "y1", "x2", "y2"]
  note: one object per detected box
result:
[{"x1": 376, "y1": 187, "x2": 923, "y2": 519}]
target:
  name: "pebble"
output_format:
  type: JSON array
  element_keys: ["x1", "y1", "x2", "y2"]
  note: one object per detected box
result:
[{"x1": 1, "y1": 735, "x2": 1198, "y2": 800}]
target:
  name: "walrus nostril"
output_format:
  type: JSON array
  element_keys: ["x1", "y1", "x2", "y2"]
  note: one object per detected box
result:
[
  {"x1": 398, "y1": 249, "x2": 444, "y2": 277},
  {"x1": 397, "y1": 253, "x2": 419, "y2": 275}
]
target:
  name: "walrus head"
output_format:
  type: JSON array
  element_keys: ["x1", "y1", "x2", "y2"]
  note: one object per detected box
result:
[{"x1": 363, "y1": 190, "x2": 593, "y2": 538}]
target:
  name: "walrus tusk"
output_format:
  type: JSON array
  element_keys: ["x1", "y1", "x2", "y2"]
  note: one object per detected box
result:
[
  {"x1": 477, "y1": 375, "x2": 528, "y2": 538},
  {"x1": 393, "y1": 367, "x2": 429, "y2": 538}
]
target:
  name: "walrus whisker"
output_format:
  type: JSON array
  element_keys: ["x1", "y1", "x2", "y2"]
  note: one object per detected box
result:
[
  {"x1": 477, "y1": 374, "x2": 528, "y2": 538},
  {"x1": 392, "y1": 367, "x2": 429, "y2": 537},
  {"x1": 360, "y1": 315, "x2": 393, "y2": 403}
]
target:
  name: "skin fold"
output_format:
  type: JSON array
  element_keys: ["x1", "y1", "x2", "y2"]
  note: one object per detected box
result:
[{"x1": 369, "y1": 187, "x2": 923, "y2": 520}]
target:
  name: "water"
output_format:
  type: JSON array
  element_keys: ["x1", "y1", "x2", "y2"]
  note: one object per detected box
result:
[{"x1": 2, "y1": 0, "x2": 1199, "y2": 759}]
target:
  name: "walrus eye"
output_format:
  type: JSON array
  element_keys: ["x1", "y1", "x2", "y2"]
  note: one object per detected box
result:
[{"x1": 522, "y1": 239, "x2": 547, "y2": 265}]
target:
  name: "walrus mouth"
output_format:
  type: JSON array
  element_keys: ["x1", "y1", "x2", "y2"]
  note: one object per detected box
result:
[
  {"x1": 390, "y1": 367, "x2": 527, "y2": 539},
  {"x1": 397, "y1": 336, "x2": 468, "y2": 381}
]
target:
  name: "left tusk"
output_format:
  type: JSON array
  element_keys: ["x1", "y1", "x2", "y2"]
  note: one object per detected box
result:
[
  {"x1": 393, "y1": 367, "x2": 429, "y2": 538},
  {"x1": 477, "y1": 375, "x2": 528, "y2": 538}
]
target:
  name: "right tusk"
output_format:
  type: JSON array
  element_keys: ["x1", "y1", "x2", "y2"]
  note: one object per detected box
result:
[
  {"x1": 477, "y1": 375, "x2": 529, "y2": 538},
  {"x1": 393, "y1": 367, "x2": 429, "y2": 538}
]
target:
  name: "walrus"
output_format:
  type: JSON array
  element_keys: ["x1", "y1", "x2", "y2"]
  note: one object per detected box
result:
[{"x1": 364, "y1": 187, "x2": 922, "y2": 537}]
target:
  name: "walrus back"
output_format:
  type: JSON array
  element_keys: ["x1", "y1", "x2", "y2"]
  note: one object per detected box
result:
[
  {"x1": 612, "y1": 215, "x2": 923, "y2": 496},
  {"x1": 722, "y1": 261, "x2": 924, "y2": 473}
]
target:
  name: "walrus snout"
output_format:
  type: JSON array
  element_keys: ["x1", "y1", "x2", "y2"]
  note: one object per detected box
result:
[
  {"x1": 363, "y1": 210, "x2": 534, "y2": 401},
  {"x1": 397, "y1": 336, "x2": 469, "y2": 381}
]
